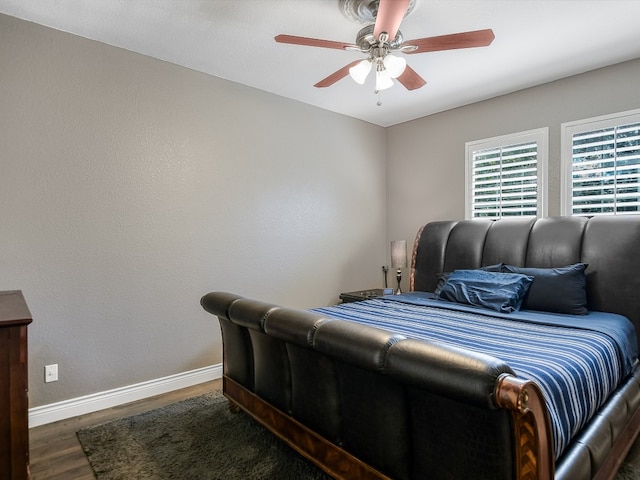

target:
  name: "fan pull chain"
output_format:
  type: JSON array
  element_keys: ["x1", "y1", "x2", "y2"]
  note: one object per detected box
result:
[{"x1": 376, "y1": 90, "x2": 382, "y2": 106}]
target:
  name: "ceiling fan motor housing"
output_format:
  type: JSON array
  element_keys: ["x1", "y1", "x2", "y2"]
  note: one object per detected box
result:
[{"x1": 355, "y1": 24, "x2": 404, "y2": 50}]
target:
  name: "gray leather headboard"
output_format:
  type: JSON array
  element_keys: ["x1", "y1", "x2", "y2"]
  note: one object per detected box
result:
[{"x1": 410, "y1": 215, "x2": 640, "y2": 343}]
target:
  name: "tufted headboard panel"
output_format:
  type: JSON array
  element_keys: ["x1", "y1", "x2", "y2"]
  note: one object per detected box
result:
[{"x1": 410, "y1": 215, "x2": 640, "y2": 343}]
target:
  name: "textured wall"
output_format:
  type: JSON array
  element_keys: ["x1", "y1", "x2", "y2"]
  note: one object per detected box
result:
[
  {"x1": 0, "y1": 14, "x2": 387, "y2": 407},
  {"x1": 386, "y1": 58, "x2": 640, "y2": 251}
]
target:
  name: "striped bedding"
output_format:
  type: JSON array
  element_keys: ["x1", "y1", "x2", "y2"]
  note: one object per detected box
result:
[{"x1": 312, "y1": 292, "x2": 638, "y2": 459}]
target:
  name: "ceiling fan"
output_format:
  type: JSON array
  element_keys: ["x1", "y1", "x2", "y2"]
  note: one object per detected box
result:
[{"x1": 275, "y1": 0, "x2": 495, "y2": 92}]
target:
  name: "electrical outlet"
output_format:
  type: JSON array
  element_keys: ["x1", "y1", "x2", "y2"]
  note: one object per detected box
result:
[{"x1": 45, "y1": 364, "x2": 58, "y2": 383}]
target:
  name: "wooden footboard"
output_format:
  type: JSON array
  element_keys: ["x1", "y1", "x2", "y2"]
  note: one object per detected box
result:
[
  {"x1": 225, "y1": 372, "x2": 557, "y2": 480},
  {"x1": 495, "y1": 374, "x2": 554, "y2": 480},
  {"x1": 223, "y1": 376, "x2": 392, "y2": 480}
]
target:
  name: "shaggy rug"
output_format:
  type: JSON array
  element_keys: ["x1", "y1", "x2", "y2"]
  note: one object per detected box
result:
[
  {"x1": 619, "y1": 464, "x2": 640, "y2": 480},
  {"x1": 78, "y1": 391, "x2": 640, "y2": 479},
  {"x1": 77, "y1": 391, "x2": 330, "y2": 479}
]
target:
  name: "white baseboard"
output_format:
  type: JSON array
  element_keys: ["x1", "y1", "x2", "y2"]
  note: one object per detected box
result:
[{"x1": 28, "y1": 364, "x2": 223, "y2": 428}]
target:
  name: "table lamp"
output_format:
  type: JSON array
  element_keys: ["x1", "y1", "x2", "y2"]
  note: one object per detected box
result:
[{"x1": 390, "y1": 240, "x2": 407, "y2": 295}]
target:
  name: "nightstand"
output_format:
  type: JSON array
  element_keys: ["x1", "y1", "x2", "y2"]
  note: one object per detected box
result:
[{"x1": 339, "y1": 288, "x2": 391, "y2": 303}]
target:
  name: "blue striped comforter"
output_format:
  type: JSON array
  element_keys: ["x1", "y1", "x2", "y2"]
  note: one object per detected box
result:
[{"x1": 312, "y1": 293, "x2": 638, "y2": 459}]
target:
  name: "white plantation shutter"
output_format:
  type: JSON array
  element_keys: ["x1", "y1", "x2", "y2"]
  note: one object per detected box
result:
[
  {"x1": 562, "y1": 109, "x2": 640, "y2": 216},
  {"x1": 466, "y1": 129, "x2": 547, "y2": 219},
  {"x1": 569, "y1": 124, "x2": 640, "y2": 215}
]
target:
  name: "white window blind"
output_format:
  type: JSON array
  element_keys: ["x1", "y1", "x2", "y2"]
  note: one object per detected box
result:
[
  {"x1": 466, "y1": 129, "x2": 547, "y2": 219},
  {"x1": 562, "y1": 109, "x2": 640, "y2": 216}
]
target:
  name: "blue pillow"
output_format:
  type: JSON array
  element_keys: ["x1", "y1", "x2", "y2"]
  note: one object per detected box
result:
[
  {"x1": 436, "y1": 269, "x2": 534, "y2": 313},
  {"x1": 434, "y1": 263, "x2": 504, "y2": 296},
  {"x1": 501, "y1": 263, "x2": 588, "y2": 315}
]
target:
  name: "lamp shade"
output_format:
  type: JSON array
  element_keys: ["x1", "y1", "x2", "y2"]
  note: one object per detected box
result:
[
  {"x1": 349, "y1": 59, "x2": 372, "y2": 85},
  {"x1": 390, "y1": 240, "x2": 408, "y2": 268},
  {"x1": 383, "y1": 54, "x2": 407, "y2": 78},
  {"x1": 375, "y1": 69, "x2": 394, "y2": 91}
]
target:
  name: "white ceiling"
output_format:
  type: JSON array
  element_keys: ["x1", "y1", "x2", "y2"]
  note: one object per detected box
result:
[{"x1": 2, "y1": 0, "x2": 640, "y2": 127}]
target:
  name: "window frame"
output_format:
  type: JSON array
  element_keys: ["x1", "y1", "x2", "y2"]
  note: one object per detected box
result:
[
  {"x1": 465, "y1": 127, "x2": 548, "y2": 220},
  {"x1": 561, "y1": 108, "x2": 640, "y2": 216}
]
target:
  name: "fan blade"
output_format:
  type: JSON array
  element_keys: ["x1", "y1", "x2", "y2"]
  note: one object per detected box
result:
[
  {"x1": 405, "y1": 29, "x2": 495, "y2": 54},
  {"x1": 374, "y1": 0, "x2": 411, "y2": 41},
  {"x1": 396, "y1": 65, "x2": 426, "y2": 90},
  {"x1": 275, "y1": 34, "x2": 354, "y2": 50},
  {"x1": 314, "y1": 61, "x2": 361, "y2": 88}
]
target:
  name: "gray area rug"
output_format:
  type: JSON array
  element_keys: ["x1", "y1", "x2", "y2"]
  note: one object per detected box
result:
[
  {"x1": 78, "y1": 391, "x2": 640, "y2": 479},
  {"x1": 77, "y1": 391, "x2": 330, "y2": 479},
  {"x1": 614, "y1": 463, "x2": 640, "y2": 480},
  {"x1": 619, "y1": 464, "x2": 640, "y2": 480}
]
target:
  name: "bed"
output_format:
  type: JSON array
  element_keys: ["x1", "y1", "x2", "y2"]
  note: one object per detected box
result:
[{"x1": 201, "y1": 215, "x2": 640, "y2": 480}]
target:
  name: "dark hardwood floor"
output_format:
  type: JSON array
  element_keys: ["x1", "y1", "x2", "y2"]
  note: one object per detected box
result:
[{"x1": 28, "y1": 379, "x2": 221, "y2": 480}]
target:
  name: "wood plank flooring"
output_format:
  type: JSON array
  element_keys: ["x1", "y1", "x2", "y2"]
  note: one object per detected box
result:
[{"x1": 28, "y1": 379, "x2": 221, "y2": 480}]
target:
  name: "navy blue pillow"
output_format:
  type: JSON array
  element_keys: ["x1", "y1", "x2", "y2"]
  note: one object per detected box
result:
[
  {"x1": 436, "y1": 269, "x2": 534, "y2": 313},
  {"x1": 434, "y1": 263, "x2": 504, "y2": 296},
  {"x1": 501, "y1": 263, "x2": 588, "y2": 315}
]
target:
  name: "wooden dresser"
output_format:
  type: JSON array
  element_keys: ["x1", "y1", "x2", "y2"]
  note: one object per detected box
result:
[{"x1": 0, "y1": 290, "x2": 32, "y2": 479}]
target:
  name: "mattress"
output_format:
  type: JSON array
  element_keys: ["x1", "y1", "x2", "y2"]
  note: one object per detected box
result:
[{"x1": 312, "y1": 292, "x2": 638, "y2": 459}]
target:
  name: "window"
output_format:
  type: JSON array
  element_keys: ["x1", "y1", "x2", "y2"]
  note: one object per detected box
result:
[
  {"x1": 465, "y1": 128, "x2": 548, "y2": 219},
  {"x1": 561, "y1": 109, "x2": 640, "y2": 216}
]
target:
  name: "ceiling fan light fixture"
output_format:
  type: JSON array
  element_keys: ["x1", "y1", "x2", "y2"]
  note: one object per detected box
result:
[
  {"x1": 375, "y1": 68, "x2": 394, "y2": 91},
  {"x1": 383, "y1": 54, "x2": 407, "y2": 78},
  {"x1": 349, "y1": 59, "x2": 373, "y2": 84}
]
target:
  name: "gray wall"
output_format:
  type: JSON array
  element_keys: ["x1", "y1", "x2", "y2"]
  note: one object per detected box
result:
[
  {"x1": 0, "y1": 14, "x2": 387, "y2": 407},
  {"x1": 387, "y1": 58, "x2": 640, "y2": 253}
]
